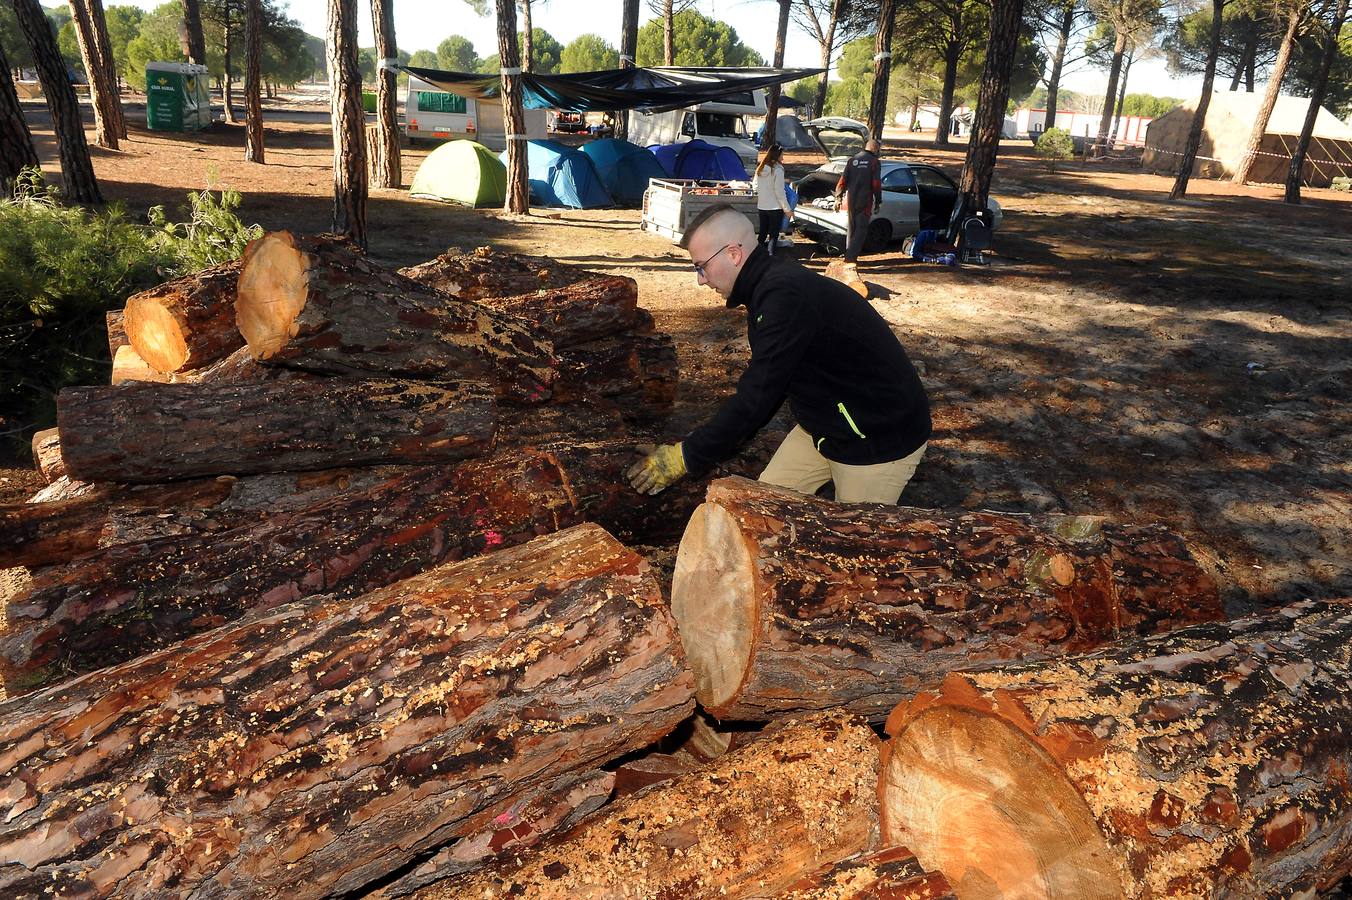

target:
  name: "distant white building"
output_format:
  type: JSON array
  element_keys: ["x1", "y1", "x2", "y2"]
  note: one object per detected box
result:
[{"x1": 1014, "y1": 108, "x2": 1154, "y2": 145}]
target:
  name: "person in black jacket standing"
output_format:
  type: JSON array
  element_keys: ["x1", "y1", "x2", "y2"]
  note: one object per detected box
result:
[
  {"x1": 626, "y1": 204, "x2": 931, "y2": 504},
  {"x1": 835, "y1": 139, "x2": 882, "y2": 269}
]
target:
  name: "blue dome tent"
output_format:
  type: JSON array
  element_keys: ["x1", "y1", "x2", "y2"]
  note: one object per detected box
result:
[
  {"x1": 578, "y1": 138, "x2": 667, "y2": 206},
  {"x1": 500, "y1": 140, "x2": 612, "y2": 209},
  {"x1": 648, "y1": 140, "x2": 749, "y2": 181}
]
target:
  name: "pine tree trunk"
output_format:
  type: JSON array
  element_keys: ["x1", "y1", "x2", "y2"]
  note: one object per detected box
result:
[
  {"x1": 763, "y1": 0, "x2": 792, "y2": 146},
  {"x1": 496, "y1": 0, "x2": 529, "y2": 212},
  {"x1": 370, "y1": 0, "x2": 401, "y2": 188},
  {"x1": 222, "y1": 18, "x2": 237, "y2": 124},
  {"x1": 424, "y1": 711, "x2": 881, "y2": 899},
  {"x1": 1285, "y1": 0, "x2": 1348, "y2": 202},
  {"x1": 12, "y1": 0, "x2": 101, "y2": 203},
  {"x1": 0, "y1": 44, "x2": 40, "y2": 193},
  {"x1": 1044, "y1": 0, "x2": 1075, "y2": 129},
  {"x1": 958, "y1": 0, "x2": 1025, "y2": 211},
  {"x1": 123, "y1": 259, "x2": 244, "y2": 373},
  {"x1": 1233, "y1": 0, "x2": 1302, "y2": 183},
  {"x1": 57, "y1": 378, "x2": 497, "y2": 483},
  {"x1": 65, "y1": 0, "x2": 116, "y2": 149},
  {"x1": 616, "y1": 0, "x2": 639, "y2": 140},
  {"x1": 88, "y1": 0, "x2": 124, "y2": 138},
  {"x1": 782, "y1": 846, "x2": 956, "y2": 899},
  {"x1": 179, "y1": 0, "x2": 207, "y2": 64},
  {"x1": 671, "y1": 476, "x2": 1223, "y2": 721},
  {"x1": 663, "y1": 0, "x2": 675, "y2": 64},
  {"x1": 243, "y1": 0, "x2": 264, "y2": 162},
  {"x1": 520, "y1": 0, "x2": 533, "y2": 71},
  {"x1": 327, "y1": 0, "x2": 366, "y2": 245},
  {"x1": 1170, "y1": 0, "x2": 1225, "y2": 199},
  {"x1": 1095, "y1": 34, "x2": 1127, "y2": 154},
  {"x1": 881, "y1": 598, "x2": 1352, "y2": 900},
  {"x1": 397, "y1": 246, "x2": 593, "y2": 299},
  {"x1": 0, "y1": 524, "x2": 696, "y2": 900},
  {"x1": 1230, "y1": 26, "x2": 1257, "y2": 91},
  {"x1": 1109, "y1": 52, "x2": 1132, "y2": 144},
  {"x1": 866, "y1": 0, "x2": 897, "y2": 141},
  {"x1": 234, "y1": 231, "x2": 557, "y2": 402},
  {"x1": 934, "y1": 45, "x2": 961, "y2": 148}
]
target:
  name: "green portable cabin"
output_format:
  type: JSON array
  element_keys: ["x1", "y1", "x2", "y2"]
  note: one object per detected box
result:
[
  {"x1": 146, "y1": 62, "x2": 212, "y2": 132},
  {"x1": 409, "y1": 140, "x2": 507, "y2": 208}
]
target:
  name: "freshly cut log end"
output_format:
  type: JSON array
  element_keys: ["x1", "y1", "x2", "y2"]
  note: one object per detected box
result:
[
  {"x1": 880, "y1": 598, "x2": 1352, "y2": 900},
  {"x1": 671, "y1": 501, "x2": 757, "y2": 710},
  {"x1": 235, "y1": 230, "x2": 313, "y2": 360},
  {"x1": 124, "y1": 260, "x2": 244, "y2": 373},
  {"x1": 671, "y1": 477, "x2": 1223, "y2": 721},
  {"x1": 111, "y1": 344, "x2": 173, "y2": 384}
]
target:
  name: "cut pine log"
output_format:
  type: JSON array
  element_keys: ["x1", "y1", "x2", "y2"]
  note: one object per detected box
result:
[
  {"x1": 235, "y1": 231, "x2": 557, "y2": 403},
  {"x1": 421, "y1": 711, "x2": 879, "y2": 900},
  {"x1": 123, "y1": 259, "x2": 244, "y2": 373},
  {"x1": 473, "y1": 277, "x2": 645, "y2": 349},
  {"x1": 178, "y1": 345, "x2": 307, "y2": 383},
  {"x1": 0, "y1": 524, "x2": 695, "y2": 900},
  {"x1": 110, "y1": 344, "x2": 172, "y2": 384},
  {"x1": 57, "y1": 378, "x2": 495, "y2": 483},
  {"x1": 30, "y1": 428, "x2": 64, "y2": 483},
  {"x1": 779, "y1": 846, "x2": 957, "y2": 899},
  {"x1": 671, "y1": 477, "x2": 1224, "y2": 721},
  {"x1": 555, "y1": 332, "x2": 678, "y2": 410},
  {"x1": 880, "y1": 598, "x2": 1352, "y2": 900},
  {"x1": 104, "y1": 309, "x2": 127, "y2": 359},
  {"x1": 398, "y1": 245, "x2": 592, "y2": 301}
]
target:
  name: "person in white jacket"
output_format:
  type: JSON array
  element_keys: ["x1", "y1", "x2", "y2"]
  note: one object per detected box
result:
[{"x1": 753, "y1": 144, "x2": 793, "y2": 255}]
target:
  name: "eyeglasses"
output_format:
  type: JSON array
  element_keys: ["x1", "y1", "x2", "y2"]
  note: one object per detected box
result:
[{"x1": 693, "y1": 243, "x2": 739, "y2": 277}]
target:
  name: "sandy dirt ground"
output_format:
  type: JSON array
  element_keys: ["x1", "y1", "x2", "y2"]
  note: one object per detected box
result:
[{"x1": 8, "y1": 94, "x2": 1351, "y2": 617}]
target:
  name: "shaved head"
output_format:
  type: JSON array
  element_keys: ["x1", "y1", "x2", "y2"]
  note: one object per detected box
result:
[
  {"x1": 681, "y1": 203, "x2": 756, "y2": 300},
  {"x1": 866, "y1": 138, "x2": 881, "y2": 153}
]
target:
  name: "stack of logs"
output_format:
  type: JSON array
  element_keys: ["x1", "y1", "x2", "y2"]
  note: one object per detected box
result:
[{"x1": 3, "y1": 235, "x2": 1351, "y2": 899}]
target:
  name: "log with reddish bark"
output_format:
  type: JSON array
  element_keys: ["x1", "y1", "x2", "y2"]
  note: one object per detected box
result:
[
  {"x1": 123, "y1": 259, "x2": 244, "y2": 373},
  {"x1": 105, "y1": 309, "x2": 127, "y2": 359},
  {"x1": 0, "y1": 524, "x2": 696, "y2": 899},
  {"x1": 110, "y1": 344, "x2": 173, "y2": 384},
  {"x1": 555, "y1": 332, "x2": 678, "y2": 412},
  {"x1": 235, "y1": 232, "x2": 556, "y2": 403},
  {"x1": 57, "y1": 378, "x2": 495, "y2": 483},
  {"x1": 779, "y1": 846, "x2": 957, "y2": 899},
  {"x1": 178, "y1": 345, "x2": 307, "y2": 383},
  {"x1": 420, "y1": 711, "x2": 879, "y2": 900},
  {"x1": 30, "y1": 428, "x2": 64, "y2": 483},
  {"x1": 398, "y1": 245, "x2": 592, "y2": 301},
  {"x1": 671, "y1": 477, "x2": 1224, "y2": 721},
  {"x1": 879, "y1": 598, "x2": 1352, "y2": 900}
]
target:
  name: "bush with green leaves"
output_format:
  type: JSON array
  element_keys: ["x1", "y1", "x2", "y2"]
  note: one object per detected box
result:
[
  {"x1": 1035, "y1": 127, "x2": 1075, "y2": 171},
  {"x1": 0, "y1": 171, "x2": 261, "y2": 460}
]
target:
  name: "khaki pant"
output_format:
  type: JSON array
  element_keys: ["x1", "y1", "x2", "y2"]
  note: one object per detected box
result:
[{"x1": 759, "y1": 425, "x2": 927, "y2": 504}]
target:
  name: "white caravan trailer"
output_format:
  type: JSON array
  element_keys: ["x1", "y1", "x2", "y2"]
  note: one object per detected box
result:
[
  {"x1": 403, "y1": 75, "x2": 546, "y2": 151},
  {"x1": 628, "y1": 89, "x2": 766, "y2": 167}
]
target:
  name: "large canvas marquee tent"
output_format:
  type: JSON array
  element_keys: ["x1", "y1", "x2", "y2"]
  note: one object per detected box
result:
[{"x1": 1142, "y1": 92, "x2": 1352, "y2": 187}]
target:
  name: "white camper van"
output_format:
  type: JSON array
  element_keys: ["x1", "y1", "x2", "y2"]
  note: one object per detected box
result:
[
  {"x1": 628, "y1": 89, "x2": 765, "y2": 167},
  {"x1": 403, "y1": 76, "x2": 546, "y2": 151}
]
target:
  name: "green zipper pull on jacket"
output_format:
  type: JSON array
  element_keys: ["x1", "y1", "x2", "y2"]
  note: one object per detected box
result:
[{"x1": 838, "y1": 402, "x2": 867, "y2": 439}]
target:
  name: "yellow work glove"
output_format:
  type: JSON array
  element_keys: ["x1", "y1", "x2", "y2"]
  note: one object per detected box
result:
[{"x1": 626, "y1": 443, "x2": 687, "y2": 495}]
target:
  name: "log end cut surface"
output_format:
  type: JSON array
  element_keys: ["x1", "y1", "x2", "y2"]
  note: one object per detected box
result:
[
  {"x1": 882, "y1": 706, "x2": 1121, "y2": 900},
  {"x1": 124, "y1": 296, "x2": 188, "y2": 372},
  {"x1": 236, "y1": 230, "x2": 310, "y2": 359},
  {"x1": 671, "y1": 500, "x2": 756, "y2": 712}
]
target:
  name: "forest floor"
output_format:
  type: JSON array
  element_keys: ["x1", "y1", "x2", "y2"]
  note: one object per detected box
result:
[{"x1": 8, "y1": 95, "x2": 1351, "y2": 615}]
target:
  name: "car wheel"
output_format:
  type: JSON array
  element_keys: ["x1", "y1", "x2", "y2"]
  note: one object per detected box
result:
[{"x1": 864, "y1": 219, "x2": 892, "y2": 253}]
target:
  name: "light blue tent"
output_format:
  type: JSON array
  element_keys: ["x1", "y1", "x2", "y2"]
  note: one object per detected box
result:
[
  {"x1": 578, "y1": 138, "x2": 667, "y2": 206},
  {"x1": 648, "y1": 140, "x2": 749, "y2": 181},
  {"x1": 500, "y1": 140, "x2": 612, "y2": 209}
]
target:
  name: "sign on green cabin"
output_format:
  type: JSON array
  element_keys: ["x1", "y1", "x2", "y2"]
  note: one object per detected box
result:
[{"x1": 146, "y1": 62, "x2": 212, "y2": 132}]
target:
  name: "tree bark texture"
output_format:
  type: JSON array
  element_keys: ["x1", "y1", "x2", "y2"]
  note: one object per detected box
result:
[
  {"x1": 421, "y1": 711, "x2": 880, "y2": 899},
  {"x1": 1170, "y1": 0, "x2": 1225, "y2": 199},
  {"x1": 671, "y1": 477, "x2": 1224, "y2": 721},
  {"x1": 934, "y1": 47, "x2": 960, "y2": 148},
  {"x1": 555, "y1": 333, "x2": 677, "y2": 408},
  {"x1": 123, "y1": 259, "x2": 244, "y2": 373},
  {"x1": 763, "y1": 0, "x2": 792, "y2": 146},
  {"x1": 397, "y1": 246, "x2": 591, "y2": 301},
  {"x1": 179, "y1": 0, "x2": 207, "y2": 65},
  {"x1": 12, "y1": 0, "x2": 101, "y2": 203},
  {"x1": 521, "y1": 0, "x2": 533, "y2": 72},
  {"x1": 31, "y1": 428, "x2": 65, "y2": 484},
  {"x1": 1, "y1": 440, "x2": 776, "y2": 688},
  {"x1": 1044, "y1": 1, "x2": 1076, "y2": 130},
  {"x1": 663, "y1": 0, "x2": 675, "y2": 64},
  {"x1": 959, "y1": 0, "x2": 1026, "y2": 210},
  {"x1": 370, "y1": 0, "x2": 401, "y2": 188},
  {"x1": 1109, "y1": 53, "x2": 1132, "y2": 143},
  {"x1": 880, "y1": 599, "x2": 1352, "y2": 900},
  {"x1": 616, "y1": 0, "x2": 639, "y2": 141},
  {"x1": 497, "y1": 0, "x2": 529, "y2": 213},
  {"x1": 235, "y1": 231, "x2": 557, "y2": 402},
  {"x1": 1233, "y1": 0, "x2": 1302, "y2": 184},
  {"x1": 65, "y1": 0, "x2": 117, "y2": 149},
  {"x1": 176, "y1": 346, "x2": 310, "y2": 384},
  {"x1": 57, "y1": 378, "x2": 496, "y2": 483},
  {"x1": 87, "y1": 0, "x2": 125, "y2": 138},
  {"x1": 1095, "y1": 33, "x2": 1127, "y2": 152},
  {"x1": 866, "y1": 0, "x2": 897, "y2": 141},
  {"x1": 779, "y1": 846, "x2": 956, "y2": 899},
  {"x1": 1285, "y1": 0, "x2": 1349, "y2": 202},
  {"x1": 0, "y1": 44, "x2": 41, "y2": 194},
  {"x1": 0, "y1": 524, "x2": 696, "y2": 899},
  {"x1": 327, "y1": 0, "x2": 367, "y2": 246},
  {"x1": 445, "y1": 277, "x2": 643, "y2": 350},
  {"x1": 105, "y1": 309, "x2": 127, "y2": 359},
  {"x1": 243, "y1": 0, "x2": 264, "y2": 163}
]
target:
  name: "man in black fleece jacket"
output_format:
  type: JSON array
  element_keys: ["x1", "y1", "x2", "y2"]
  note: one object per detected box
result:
[{"x1": 627, "y1": 204, "x2": 931, "y2": 503}]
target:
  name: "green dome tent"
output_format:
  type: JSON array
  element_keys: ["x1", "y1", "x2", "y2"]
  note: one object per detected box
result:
[{"x1": 410, "y1": 140, "x2": 507, "y2": 207}]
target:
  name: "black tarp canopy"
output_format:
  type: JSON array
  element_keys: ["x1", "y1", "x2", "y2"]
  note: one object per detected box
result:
[{"x1": 397, "y1": 64, "x2": 824, "y2": 113}]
